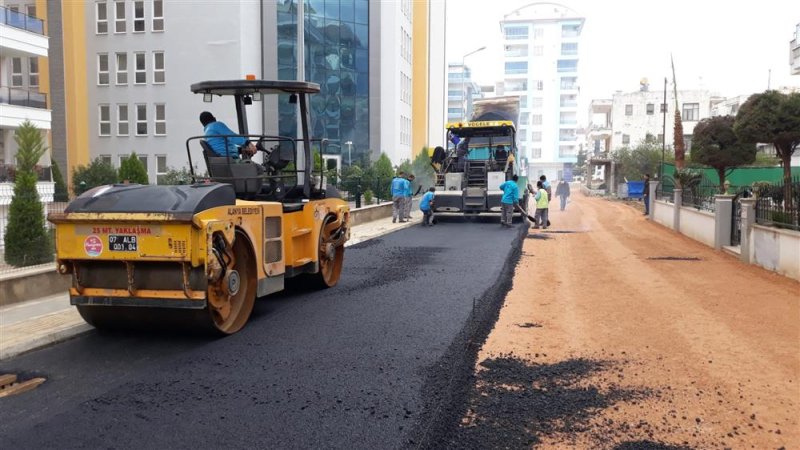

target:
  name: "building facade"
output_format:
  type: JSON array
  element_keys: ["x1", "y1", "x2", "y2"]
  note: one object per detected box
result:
[
  {"x1": 50, "y1": 0, "x2": 444, "y2": 186},
  {"x1": 446, "y1": 63, "x2": 481, "y2": 122},
  {"x1": 500, "y1": 2, "x2": 583, "y2": 182},
  {"x1": 791, "y1": 23, "x2": 799, "y2": 76}
]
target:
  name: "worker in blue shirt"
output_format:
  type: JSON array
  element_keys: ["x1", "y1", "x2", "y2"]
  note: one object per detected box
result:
[
  {"x1": 419, "y1": 187, "x2": 436, "y2": 226},
  {"x1": 199, "y1": 111, "x2": 255, "y2": 159},
  {"x1": 403, "y1": 174, "x2": 415, "y2": 219},
  {"x1": 391, "y1": 171, "x2": 408, "y2": 223},
  {"x1": 499, "y1": 174, "x2": 520, "y2": 228}
]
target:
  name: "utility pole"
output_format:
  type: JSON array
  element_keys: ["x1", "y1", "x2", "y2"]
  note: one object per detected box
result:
[{"x1": 661, "y1": 77, "x2": 667, "y2": 182}]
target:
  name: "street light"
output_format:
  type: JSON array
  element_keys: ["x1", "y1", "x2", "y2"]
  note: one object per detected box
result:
[
  {"x1": 461, "y1": 46, "x2": 486, "y2": 120},
  {"x1": 344, "y1": 141, "x2": 353, "y2": 166}
]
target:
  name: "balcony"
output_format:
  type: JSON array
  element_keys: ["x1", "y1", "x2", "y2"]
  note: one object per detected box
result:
[
  {"x1": 0, "y1": 164, "x2": 52, "y2": 183},
  {"x1": 0, "y1": 87, "x2": 51, "y2": 130},
  {"x1": 0, "y1": 87, "x2": 47, "y2": 109},
  {"x1": 1, "y1": 6, "x2": 44, "y2": 34}
]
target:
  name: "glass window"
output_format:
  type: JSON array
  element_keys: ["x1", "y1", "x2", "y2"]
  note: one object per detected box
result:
[
  {"x1": 136, "y1": 104, "x2": 147, "y2": 135},
  {"x1": 531, "y1": 114, "x2": 542, "y2": 125},
  {"x1": 100, "y1": 155, "x2": 113, "y2": 166},
  {"x1": 153, "y1": 51, "x2": 165, "y2": 83},
  {"x1": 682, "y1": 103, "x2": 700, "y2": 121},
  {"x1": 504, "y1": 26, "x2": 528, "y2": 40},
  {"x1": 152, "y1": 0, "x2": 164, "y2": 31},
  {"x1": 340, "y1": 0, "x2": 354, "y2": 22},
  {"x1": 504, "y1": 61, "x2": 527, "y2": 75},
  {"x1": 532, "y1": 27, "x2": 543, "y2": 39},
  {"x1": 531, "y1": 132, "x2": 542, "y2": 142},
  {"x1": 99, "y1": 104, "x2": 111, "y2": 136},
  {"x1": 117, "y1": 104, "x2": 129, "y2": 136},
  {"x1": 504, "y1": 45, "x2": 527, "y2": 58},
  {"x1": 156, "y1": 155, "x2": 168, "y2": 183},
  {"x1": 561, "y1": 24, "x2": 580, "y2": 37},
  {"x1": 535, "y1": 80, "x2": 543, "y2": 90},
  {"x1": 531, "y1": 97, "x2": 543, "y2": 108},
  {"x1": 28, "y1": 58, "x2": 39, "y2": 87},
  {"x1": 325, "y1": 0, "x2": 339, "y2": 19},
  {"x1": 133, "y1": 1, "x2": 144, "y2": 32},
  {"x1": 531, "y1": 148, "x2": 542, "y2": 158},
  {"x1": 561, "y1": 42, "x2": 578, "y2": 55},
  {"x1": 519, "y1": 96, "x2": 527, "y2": 108},
  {"x1": 560, "y1": 77, "x2": 577, "y2": 89},
  {"x1": 116, "y1": 53, "x2": 127, "y2": 84},
  {"x1": 660, "y1": 103, "x2": 667, "y2": 113},
  {"x1": 98, "y1": 54, "x2": 109, "y2": 85},
  {"x1": 355, "y1": 49, "x2": 368, "y2": 72},
  {"x1": 155, "y1": 104, "x2": 166, "y2": 135},
  {"x1": 625, "y1": 104, "x2": 633, "y2": 116},
  {"x1": 11, "y1": 58, "x2": 23, "y2": 86},
  {"x1": 557, "y1": 59, "x2": 578, "y2": 72},
  {"x1": 114, "y1": 1, "x2": 125, "y2": 33},
  {"x1": 135, "y1": 53, "x2": 146, "y2": 84},
  {"x1": 646, "y1": 103, "x2": 654, "y2": 115},
  {"x1": 354, "y1": 0, "x2": 368, "y2": 24},
  {"x1": 96, "y1": 2, "x2": 108, "y2": 34},
  {"x1": 622, "y1": 134, "x2": 630, "y2": 145}
]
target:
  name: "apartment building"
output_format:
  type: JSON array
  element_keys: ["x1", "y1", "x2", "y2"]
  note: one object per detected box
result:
[
  {"x1": 500, "y1": 2, "x2": 584, "y2": 182},
  {"x1": 791, "y1": 23, "x2": 799, "y2": 76},
  {"x1": 446, "y1": 63, "x2": 482, "y2": 122}
]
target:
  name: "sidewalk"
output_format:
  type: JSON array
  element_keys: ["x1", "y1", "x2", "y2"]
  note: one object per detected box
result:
[{"x1": 0, "y1": 212, "x2": 422, "y2": 360}]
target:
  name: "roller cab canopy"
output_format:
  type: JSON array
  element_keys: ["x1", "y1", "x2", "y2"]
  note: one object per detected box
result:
[{"x1": 190, "y1": 80, "x2": 321, "y2": 96}]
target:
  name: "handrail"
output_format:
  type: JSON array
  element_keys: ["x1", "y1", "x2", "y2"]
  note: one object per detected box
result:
[
  {"x1": 0, "y1": 86, "x2": 47, "y2": 109},
  {"x1": 0, "y1": 6, "x2": 44, "y2": 35}
]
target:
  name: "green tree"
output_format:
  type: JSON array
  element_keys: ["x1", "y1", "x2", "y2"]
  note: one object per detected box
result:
[
  {"x1": 50, "y1": 158, "x2": 69, "y2": 201},
  {"x1": 118, "y1": 152, "x2": 149, "y2": 184},
  {"x1": 690, "y1": 115, "x2": 757, "y2": 192},
  {"x1": 734, "y1": 90, "x2": 800, "y2": 208},
  {"x1": 4, "y1": 121, "x2": 53, "y2": 267},
  {"x1": 411, "y1": 147, "x2": 435, "y2": 191},
  {"x1": 363, "y1": 153, "x2": 394, "y2": 201},
  {"x1": 157, "y1": 167, "x2": 193, "y2": 185},
  {"x1": 72, "y1": 158, "x2": 118, "y2": 195},
  {"x1": 612, "y1": 139, "x2": 667, "y2": 182}
]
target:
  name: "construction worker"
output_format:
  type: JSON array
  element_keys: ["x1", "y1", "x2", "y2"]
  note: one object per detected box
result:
[
  {"x1": 499, "y1": 174, "x2": 520, "y2": 228},
  {"x1": 419, "y1": 187, "x2": 436, "y2": 226},
  {"x1": 404, "y1": 174, "x2": 415, "y2": 219},
  {"x1": 391, "y1": 171, "x2": 407, "y2": 223},
  {"x1": 533, "y1": 180, "x2": 550, "y2": 229}
]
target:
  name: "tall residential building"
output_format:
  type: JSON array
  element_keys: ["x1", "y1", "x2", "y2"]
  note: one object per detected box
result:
[
  {"x1": 791, "y1": 23, "x2": 799, "y2": 75},
  {"x1": 446, "y1": 63, "x2": 482, "y2": 122},
  {"x1": 500, "y1": 2, "x2": 583, "y2": 182},
  {"x1": 51, "y1": 0, "x2": 444, "y2": 185}
]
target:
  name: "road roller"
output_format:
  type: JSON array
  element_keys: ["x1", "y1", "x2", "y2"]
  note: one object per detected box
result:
[{"x1": 48, "y1": 79, "x2": 350, "y2": 334}]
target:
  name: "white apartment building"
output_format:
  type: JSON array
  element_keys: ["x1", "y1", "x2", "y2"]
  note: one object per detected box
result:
[
  {"x1": 446, "y1": 63, "x2": 482, "y2": 122},
  {"x1": 791, "y1": 23, "x2": 799, "y2": 76},
  {"x1": 500, "y1": 2, "x2": 583, "y2": 182},
  {"x1": 608, "y1": 88, "x2": 720, "y2": 153}
]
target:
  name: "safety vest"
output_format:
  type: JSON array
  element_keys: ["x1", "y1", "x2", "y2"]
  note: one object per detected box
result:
[{"x1": 536, "y1": 189, "x2": 549, "y2": 208}]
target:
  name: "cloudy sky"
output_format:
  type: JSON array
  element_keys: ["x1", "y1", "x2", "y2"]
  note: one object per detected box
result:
[{"x1": 445, "y1": 0, "x2": 800, "y2": 121}]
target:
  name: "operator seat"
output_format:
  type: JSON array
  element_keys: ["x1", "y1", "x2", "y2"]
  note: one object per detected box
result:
[{"x1": 199, "y1": 140, "x2": 263, "y2": 198}]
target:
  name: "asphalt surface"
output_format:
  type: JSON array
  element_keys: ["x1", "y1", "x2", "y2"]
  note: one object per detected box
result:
[{"x1": 0, "y1": 219, "x2": 524, "y2": 449}]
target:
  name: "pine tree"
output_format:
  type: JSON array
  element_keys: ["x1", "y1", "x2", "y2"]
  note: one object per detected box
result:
[
  {"x1": 4, "y1": 121, "x2": 53, "y2": 267},
  {"x1": 118, "y1": 152, "x2": 149, "y2": 184},
  {"x1": 51, "y1": 158, "x2": 69, "y2": 201}
]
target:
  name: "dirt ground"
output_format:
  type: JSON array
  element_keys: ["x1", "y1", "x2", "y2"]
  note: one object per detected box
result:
[{"x1": 460, "y1": 193, "x2": 800, "y2": 449}]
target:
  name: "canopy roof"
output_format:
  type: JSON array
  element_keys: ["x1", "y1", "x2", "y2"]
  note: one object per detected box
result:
[{"x1": 190, "y1": 80, "x2": 320, "y2": 96}]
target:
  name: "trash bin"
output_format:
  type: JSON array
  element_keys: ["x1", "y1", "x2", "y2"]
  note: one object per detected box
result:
[{"x1": 627, "y1": 181, "x2": 645, "y2": 199}]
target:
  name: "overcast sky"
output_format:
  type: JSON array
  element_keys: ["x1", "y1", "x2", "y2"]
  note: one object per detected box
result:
[{"x1": 445, "y1": 0, "x2": 800, "y2": 121}]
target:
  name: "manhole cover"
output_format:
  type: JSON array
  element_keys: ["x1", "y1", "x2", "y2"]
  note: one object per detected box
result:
[
  {"x1": 0, "y1": 373, "x2": 46, "y2": 398},
  {"x1": 517, "y1": 322, "x2": 542, "y2": 328},
  {"x1": 647, "y1": 256, "x2": 701, "y2": 261},
  {"x1": 526, "y1": 234, "x2": 550, "y2": 240}
]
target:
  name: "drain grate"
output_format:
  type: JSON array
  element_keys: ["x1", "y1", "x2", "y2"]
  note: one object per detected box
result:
[
  {"x1": 647, "y1": 256, "x2": 701, "y2": 261},
  {"x1": 0, "y1": 373, "x2": 46, "y2": 398},
  {"x1": 526, "y1": 234, "x2": 550, "y2": 240}
]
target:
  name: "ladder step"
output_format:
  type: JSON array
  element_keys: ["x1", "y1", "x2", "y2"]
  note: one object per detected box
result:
[
  {"x1": 294, "y1": 257, "x2": 312, "y2": 265},
  {"x1": 292, "y1": 228, "x2": 311, "y2": 237}
]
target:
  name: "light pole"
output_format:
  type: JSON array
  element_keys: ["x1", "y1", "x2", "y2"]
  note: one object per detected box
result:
[
  {"x1": 345, "y1": 140, "x2": 353, "y2": 166},
  {"x1": 461, "y1": 46, "x2": 486, "y2": 121}
]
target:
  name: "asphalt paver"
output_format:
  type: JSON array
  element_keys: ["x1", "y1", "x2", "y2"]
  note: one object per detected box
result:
[{"x1": 0, "y1": 219, "x2": 524, "y2": 449}]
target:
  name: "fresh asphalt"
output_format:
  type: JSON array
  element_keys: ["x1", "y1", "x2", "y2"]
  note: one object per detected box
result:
[{"x1": 0, "y1": 219, "x2": 525, "y2": 449}]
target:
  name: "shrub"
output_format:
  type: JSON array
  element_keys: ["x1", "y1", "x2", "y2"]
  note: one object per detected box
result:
[
  {"x1": 72, "y1": 158, "x2": 118, "y2": 195},
  {"x1": 157, "y1": 167, "x2": 193, "y2": 185},
  {"x1": 363, "y1": 189, "x2": 374, "y2": 205},
  {"x1": 118, "y1": 152, "x2": 149, "y2": 184},
  {"x1": 51, "y1": 159, "x2": 69, "y2": 201}
]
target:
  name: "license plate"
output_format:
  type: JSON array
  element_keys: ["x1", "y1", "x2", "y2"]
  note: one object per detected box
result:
[{"x1": 108, "y1": 234, "x2": 137, "y2": 252}]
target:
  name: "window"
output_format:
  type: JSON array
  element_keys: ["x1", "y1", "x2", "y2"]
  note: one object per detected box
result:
[
  {"x1": 532, "y1": 27, "x2": 543, "y2": 39},
  {"x1": 155, "y1": 104, "x2": 166, "y2": 135},
  {"x1": 114, "y1": 1, "x2": 126, "y2": 33},
  {"x1": 99, "y1": 104, "x2": 111, "y2": 136},
  {"x1": 519, "y1": 133, "x2": 527, "y2": 142},
  {"x1": 153, "y1": 52, "x2": 165, "y2": 83},
  {"x1": 561, "y1": 42, "x2": 578, "y2": 55},
  {"x1": 682, "y1": 103, "x2": 699, "y2": 121},
  {"x1": 156, "y1": 155, "x2": 168, "y2": 184},
  {"x1": 448, "y1": 108, "x2": 461, "y2": 115},
  {"x1": 560, "y1": 112, "x2": 576, "y2": 124},
  {"x1": 531, "y1": 147, "x2": 542, "y2": 158},
  {"x1": 559, "y1": 145, "x2": 577, "y2": 157},
  {"x1": 660, "y1": 103, "x2": 667, "y2": 113},
  {"x1": 133, "y1": 1, "x2": 145, "y2": 32},
  {"x1": 137, "y1": 155, "x2": 148, "y2": 173},
  {"x1": 519, "y1": 96, "x2": 527, "y2": 108},
  {"x1": 534, "y1": 80, "x2": 543, "y2": 91},
  {"x1": 531, "y1": 97, "x2": 543, "y2": 108},
  {"x1": 117, "y1": 104, "x2": 129, "y2": 135},
  {"x1": 531, "y1": 114, "x2": 542, "y2": 125},
  {"x1": 560, "y1": 77, "x2": 577, "y2": 89},
  {"x1": 560, "y1": 94, "x2": 577, "y2": 107},
  {"x1": 26, "y1": 4, "x2": 36, "y2": 16},
  {"x1": 557, "y1": 59, "x2": 578, "y2": 72},
  {"x1": 505, "y1": 80, "x2": 527, "y2": 91},
  {"x1": 625, "y1": 104, "x2": 633, "y2": 116},
  {"x1": 562, "y1": 24, "x2": 580, "y2": 37},
  {"x1": 96, "y1": 2, "x2": 108, "y2": 34},
  {"x1": 11, "y1": 58, "x2": 23, "y2": 86},
  {"x1": 622, "y1": 134, "x2": 630, "y2": 145},
  {"x1": 504, "y1": 61, "x2": 527, "y2": 75},
  {"x1": 135, "y1": 53, "x2": 146, "y2": 84},
  {"x1": 504, "y1": 45, "x2": 527, "y2": 57},
  {"x1": 646, "y1": 103, "x2": 654, "y2": 115},
  {"x1": 28, "y1": 58, "x2": 39, "y2": 87},
  {"x1": 97, "y1": 53, "x2": 109, "y2": 85},
  {"x1": 519, "y1": 112, "x2": 529, "y2": 125},
  {"x1": 116, "y1": 53, "x2": 127, "y2": 84},
  {"x1": 531, "y1": 132, "x2": 542, "y2": 142},
  {"x1": 136, "y1": 104, "x2": 147, "y2": 135},
  {"x1": 533, "y1": 46, "x2": 543, "y2": 56},
  {"x1": 504, "y1": 26, "x2": 528, "y2": 40},
  {"x1": 100, "y1": 155, "x2": 113, "y2": 166},
  {"x1": 658, "y1": 134, "x2": 664, "y2": 142},
  {"x1": 152, "y1": 0, "x2": 164, "y2": 31}
]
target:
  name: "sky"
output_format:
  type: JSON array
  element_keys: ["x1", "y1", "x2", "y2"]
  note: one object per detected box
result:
[{"x1": 445, "y1": 0, "x2": 800, "y2": 123}]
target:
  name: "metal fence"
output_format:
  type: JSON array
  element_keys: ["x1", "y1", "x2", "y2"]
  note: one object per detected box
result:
[
  {"x1": 681, "y1": 178, "x2": 720, "y2": 212},
  {"x1": 0, "y1": 202, "x2": 67, "y2": 276},
  {"x1": 330, "y1": 177, "x2": 396, "y2": 207},
  {"x1": 754, "y1": 176, "x2": 800, "y2": 231}
]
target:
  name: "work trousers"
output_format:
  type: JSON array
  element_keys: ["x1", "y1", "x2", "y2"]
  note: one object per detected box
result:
[
  {"x1": 404, "y1": 196, "x2": 412, "y2": 218},
  {"x1": 501, "y1": 203, "x2": 514, "y2": 225},
  {"x1": 422, "y1": 209, "x2": 433, "y2": 226},
  {"x1": 534, "y1": 208, "x2": 549, "y2": 229},
  {"x1": 392, "y1": 195, "x2": 404, "y2": 221},
  {"x1": 559, "y1": 195, "x2": 568, "y2": 211}
]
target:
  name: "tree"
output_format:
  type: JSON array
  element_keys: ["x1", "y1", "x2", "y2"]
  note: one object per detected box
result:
[
  {"x1": 734, "y1": 90, "x2": 800, "y2": 208},
  {"x1": 671, "y1": 56, "x2": 686, "y2": 170},
  {"x1": 4, "y1": 121, "x2": 53, "y2": 267},
  {"x1": 690, "y1": 115, "x2": 757, "y2": 192},
  {"x1": 72, "y1": 158, "x2": 118, "y2": 195},
  {"x1": 411, "y1": 147, "x2": 435, "y2": 191},
  {"x1": 611, "y1": 139, "x2": 668, "y2": 182},
  {"x1": 51, "y1": 158, "x2": 69, "y2": 201},
  {"x1": 118, "y1": 152, "x2": 149, "y2": 184},
  {"x1": 363, "y1": 153, "x2": 394, "y2": 201}
]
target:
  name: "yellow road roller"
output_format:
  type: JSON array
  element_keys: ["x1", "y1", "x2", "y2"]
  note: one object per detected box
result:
[{"x1": 48, "y1": 80, "x2": 350, "y2": 334}]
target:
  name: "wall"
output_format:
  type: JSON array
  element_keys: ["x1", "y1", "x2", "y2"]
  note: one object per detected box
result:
[
  {"x1": 679, "y1": 206, "x2": 715, "y2": 247},
  {"x1": 751, "y1": 225, "x2": 800, "y2": 281},
  {"x1": 652, "y1": 199, "x2": 672, "y2": 228}
]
